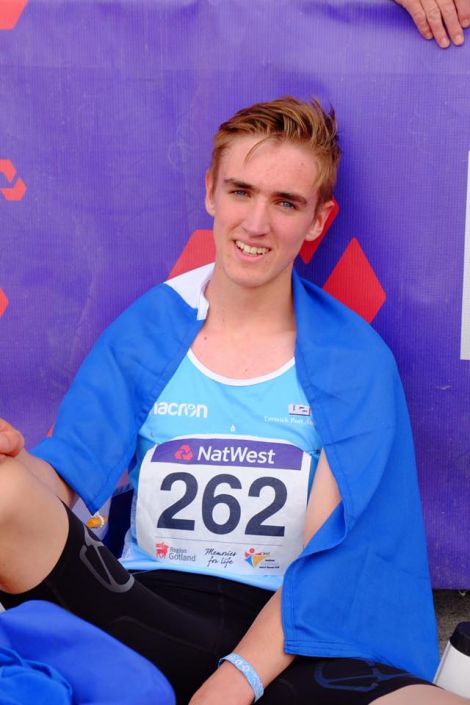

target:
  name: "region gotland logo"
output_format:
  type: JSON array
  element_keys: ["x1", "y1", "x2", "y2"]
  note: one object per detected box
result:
[
  {"x1": 156, "y1": 542, "x2": 169, "y2": 559},
  {"x1": 155, "y1": 544, "x2": 196, "y2": 562}
]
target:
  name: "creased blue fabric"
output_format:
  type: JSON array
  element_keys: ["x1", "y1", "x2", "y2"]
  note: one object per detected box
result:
[
  {"x1": 31, "y1": 265, "x2": 439, "y2": 681},
  {"x1": 0, "y1": 601, "x2": 175, "y2": 705},
  {"x1": 0, "y1": 645, "x2": 72, "y2": 705},
  {"x1": 283, "y1": 275, "x2": 439, "y2": 680}
]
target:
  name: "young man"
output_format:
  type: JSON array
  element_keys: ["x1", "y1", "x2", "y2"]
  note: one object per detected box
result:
[{"x1": 0, "y1": 98, "x2": 467, "y2": 705}]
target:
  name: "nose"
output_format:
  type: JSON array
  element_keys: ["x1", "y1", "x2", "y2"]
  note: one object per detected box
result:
[{"x1": 242, "y1": 198, "x2": 270, "y2": 237}]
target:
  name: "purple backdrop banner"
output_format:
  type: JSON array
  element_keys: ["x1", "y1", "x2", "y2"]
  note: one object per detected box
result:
[{"x1": 1, "y1": 0, "x2": 469, "y2": 587}]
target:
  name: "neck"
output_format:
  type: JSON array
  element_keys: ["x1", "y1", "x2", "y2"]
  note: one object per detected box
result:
[
  {"x1": 205, "y1": 267, "x2": 295, "y2": 334},
  {"x1": 192, "y1": 265, "x2": 297, "y2": 378}
]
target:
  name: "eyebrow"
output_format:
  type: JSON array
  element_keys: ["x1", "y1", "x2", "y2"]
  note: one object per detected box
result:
[{"x1": 223, "y1": 178, "x2": 308, "y2": 206}]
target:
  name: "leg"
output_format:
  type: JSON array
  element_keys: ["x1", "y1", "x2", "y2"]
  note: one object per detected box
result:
[
  {"x1": 374, "y1": 685, "x2": 470, "y2": 703},
  {"x1": 0, "y1": 461, "x2": 240, "y2": 703},
  {"x1": 258, "y1": 658, "x2": 440, "y2": 704},
  {"x1": 0, "y1": 458, "x2": 213, "y2": 701},
  {"x1": 0, "y1": 456, "x2": 69, "y2": 592}
]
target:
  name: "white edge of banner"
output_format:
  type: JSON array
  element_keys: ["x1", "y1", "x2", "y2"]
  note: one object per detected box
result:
[{"x1": 461, "y1": 151, "x2": 470, "y2": 361}]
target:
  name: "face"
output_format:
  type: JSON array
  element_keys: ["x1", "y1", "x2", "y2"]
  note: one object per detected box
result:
[{"x1": 205, "y1": 136, "x2": 334, "y2": 295}]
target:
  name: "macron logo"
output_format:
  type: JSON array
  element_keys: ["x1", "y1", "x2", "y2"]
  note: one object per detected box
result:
[
  {"x1": 153, "y1": 401, "x2": 208, "y2": 418},
  {"x1": 197, "y1": 445, "x2": 276, "y2": 465}
]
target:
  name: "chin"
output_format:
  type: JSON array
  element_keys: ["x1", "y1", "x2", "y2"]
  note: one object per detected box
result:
[{"x1": 229, "y1": 269, "x2": 281, "y2": 291}]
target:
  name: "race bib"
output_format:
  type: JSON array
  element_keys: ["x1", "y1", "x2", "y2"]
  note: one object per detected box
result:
[{"x1": 136, "y1": 435, "x2": 311, "y2": 576}]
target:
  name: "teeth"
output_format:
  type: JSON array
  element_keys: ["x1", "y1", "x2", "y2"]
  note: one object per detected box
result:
[{"x1": 235, "y1": 240, "x2": 269, "y2": 256}]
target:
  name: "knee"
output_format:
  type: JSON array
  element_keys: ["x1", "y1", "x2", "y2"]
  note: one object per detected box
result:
[{"x1": 0, "y1": 457, "x2": 34, "y2": 525}]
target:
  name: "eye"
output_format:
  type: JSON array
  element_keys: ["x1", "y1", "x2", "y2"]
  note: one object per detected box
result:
[
  {"x1": 230, "y1": 189, "x2": 249, "y2": 198},
  {"x1": 278, "y1": 200, "x2": 296, "y2": 210}
]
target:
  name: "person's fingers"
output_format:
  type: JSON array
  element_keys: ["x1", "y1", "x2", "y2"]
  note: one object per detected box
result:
[
  {"x1": 396, "y1": 0, "x2": 468, "y2": 44},
  {"x1": 455, "y1": 0, "x2": 470, "y2": 27},
  {"x1": 437, "y1": 0, "x2": 466, "y2": 43},
  {"x1": 396, "y1": 0, "x2": 434, "y2": 39},
  {"x1": 422, "y1": 0, "x2": 461, "y2": 46}
]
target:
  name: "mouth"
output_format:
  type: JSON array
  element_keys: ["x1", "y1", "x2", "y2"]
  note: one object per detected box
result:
[{"x1": 235, "y1": 240, "x2": 270, "y2": 257}]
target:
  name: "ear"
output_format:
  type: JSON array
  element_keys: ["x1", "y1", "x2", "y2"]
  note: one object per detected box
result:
[
  {"x1": 205, "y1": 169, "x2": 216, "y2": 217},
  {"x1": 305, "y1": 199, "x2": 335, "y2": 242}
]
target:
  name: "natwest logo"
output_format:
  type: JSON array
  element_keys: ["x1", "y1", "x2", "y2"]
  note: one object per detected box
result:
[
  {"x1": 152, "y1": 437, "x2": 302, "y2": 470},
  {"x1": 174, "y1": 444, "x2": 193, "y2": 461},
  {"x1": 153, "y1": 401, "x2": 208, "y2": 418},
  {"x1": 197, "y1": 444, "x2": 275, "y2": 465}
]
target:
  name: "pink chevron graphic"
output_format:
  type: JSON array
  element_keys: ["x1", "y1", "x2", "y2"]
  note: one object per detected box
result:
[
  {"x1": 0, "y1": 160, "x2": 27, "y2": 201},
  {"x1": 323, "y1": 237, "x2": 386, "y2": 323},
  {"x1": 298, "y1": 197, "x2": 339, "y2": 264},
  {"x1": 0, "y1": 0, "x2": 28, "y2": 30},
  {"x1": 169, "y1": 229, "x2": 215, "y2": 279},
  {"x1": 0, "y1": 289, "x2": 8, "y2": 317}
]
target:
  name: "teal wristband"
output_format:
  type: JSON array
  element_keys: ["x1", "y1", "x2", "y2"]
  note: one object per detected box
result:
[{"x1": 218, "y1": 652, "x2": 264, "y2": 702}]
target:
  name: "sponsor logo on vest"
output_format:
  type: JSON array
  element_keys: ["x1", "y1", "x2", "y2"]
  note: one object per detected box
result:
[
  {"x1": 245, "y1": 548, "x2": 269, "y2": 568},
  {"x1": 152, "y1": 437, "x2": 303, "y2": 470},
  {"x1": 245, "y1": 547, "x2": 280, "y2": 570},
  {"x1": 205, "y1": 547, "x2": 236, "y2": 569},
  {"x1": 155, "y1": 543, "x2": 195, "y2": 561},
  {"x1": 156, "y1": 542, "x2": 169, "y2": 558},
  {"x1": 174, "y1": 444, "x2": 193, "y2": 461},
  {"x1": 167, "y1": 546, "x2": 196, "y2": 562},
  {"x1": 288, "y1": 403, "x2": 311, "y2": 416},
  {"x1": 197, "y1": 444, "x2": 276, "y2": 465},
  {"x1": 153, "y1": 401, "x2": 208, "y2": 418}
]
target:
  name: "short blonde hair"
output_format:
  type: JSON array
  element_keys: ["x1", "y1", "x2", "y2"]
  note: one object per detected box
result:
[{"x1": 210, "y1": 96, "x2": 340, "y2": 206}]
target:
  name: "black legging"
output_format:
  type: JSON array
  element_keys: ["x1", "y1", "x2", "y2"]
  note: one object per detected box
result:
[{"x1": 0, "y1": 506, "x2": 431, "y2": 704}]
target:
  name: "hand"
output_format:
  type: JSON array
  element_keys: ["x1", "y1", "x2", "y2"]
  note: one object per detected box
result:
[
  {"x1": 0, "y1": 418, "x2": 25, "y2": 458},
  {"x1": 188, "y1": 662, "x2": 255, "y2": 705},
  {"x1": 394, "y1": 0, "x2": 470, "y2": 47}
]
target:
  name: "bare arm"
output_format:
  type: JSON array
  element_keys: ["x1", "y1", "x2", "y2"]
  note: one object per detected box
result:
[
  {"x1": 0, "y1": 418, "x2": 76, "y2": 507},
  {"x1": 189, "y1": 450, "x2": 341, "y2": 705}
]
